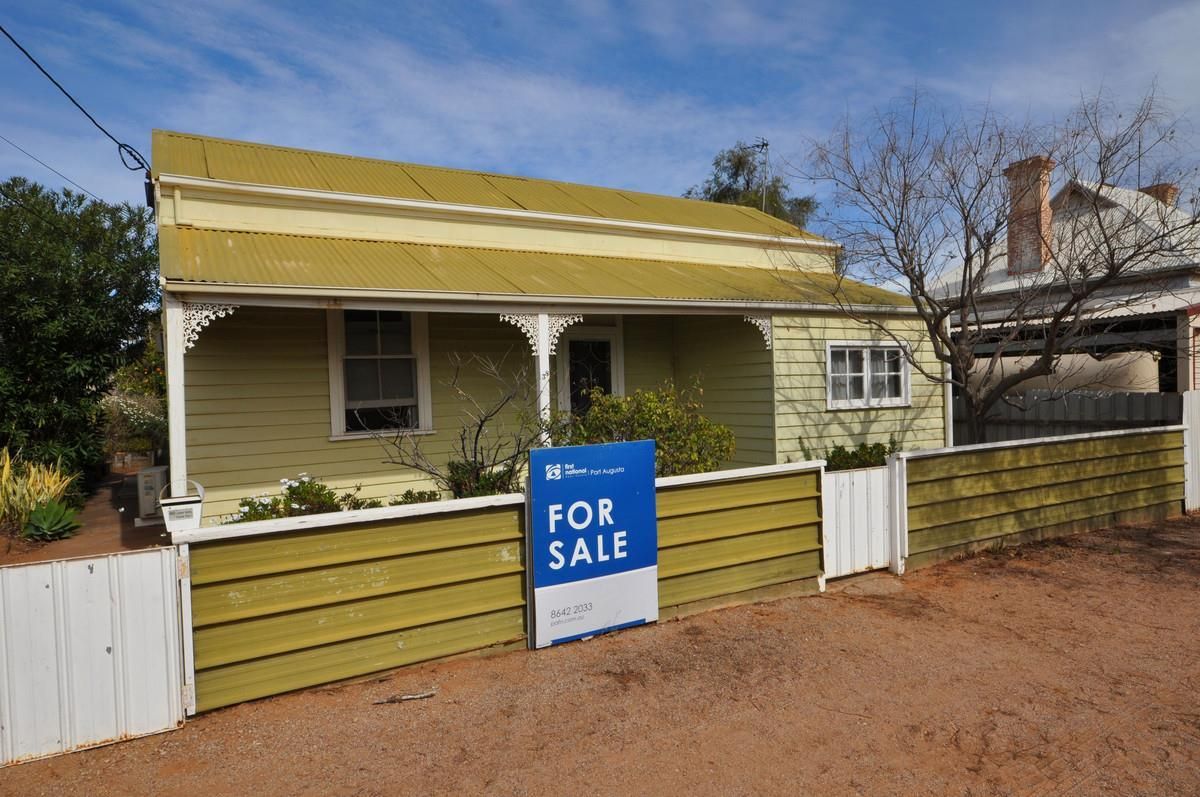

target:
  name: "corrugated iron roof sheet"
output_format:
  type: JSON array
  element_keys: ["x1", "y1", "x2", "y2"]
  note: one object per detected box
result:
[
  {"x1": 152, "y1": 130, "x2": 825, "y2": 240},
  {"x1": 159, "y1": 226, "x2": 906, "y2": 307}
]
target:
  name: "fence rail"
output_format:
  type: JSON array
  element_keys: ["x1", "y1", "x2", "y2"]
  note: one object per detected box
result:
[{"x1": 954, "y1": 390, "x2": 1182, "y2": 444}]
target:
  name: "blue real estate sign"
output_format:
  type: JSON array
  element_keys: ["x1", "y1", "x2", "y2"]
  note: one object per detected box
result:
[{"x1": 528, "y1": 440, "x2": 658, "y2": 648}]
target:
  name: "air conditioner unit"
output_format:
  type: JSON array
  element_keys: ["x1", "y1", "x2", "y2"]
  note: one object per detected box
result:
[{"x1": 137, "y1": 465, "x2": 169, "y2": 519}]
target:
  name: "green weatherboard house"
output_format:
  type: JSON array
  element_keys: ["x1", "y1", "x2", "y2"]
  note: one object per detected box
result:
[{"x1": 151, "y1": 130, "x2": 947, "y2": 520}]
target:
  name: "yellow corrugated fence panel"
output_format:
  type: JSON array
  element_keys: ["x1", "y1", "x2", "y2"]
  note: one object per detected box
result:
[
  {"x1": 655, "y1": 468, "x2": 824, "y2": 609},
  {"x1": 189, "y1": 504, "x2": 527, "y2": 711},
  {"x1": 905, "y1": 430, "x2": 1185, "y2": 567}
]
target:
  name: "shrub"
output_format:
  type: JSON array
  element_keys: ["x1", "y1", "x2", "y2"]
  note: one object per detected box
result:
[
  {"x1": 104, "y1": 391, "x2": 168, "y2": 455},
  {"x1": 224, "y1": 474, "x2": 441, "y2": 523},
  {"x1": 0, "y1": 448, "x2": 78, "y2": 532},
  {"x1": 23, "y1": 499, "x2": 81, "y2": 541},
  {"x1": 392, "y1": 489, "x2": 441, "y2": 505},
  {"x1": 445, "y1": 460, "x2": 519, "y2": 499},
  {"x1": 802, "y1": 437, "x2": 899, "y2": 472},
  {"x1": 559, "y1": 382, "x2": 736, "y2": 477}
]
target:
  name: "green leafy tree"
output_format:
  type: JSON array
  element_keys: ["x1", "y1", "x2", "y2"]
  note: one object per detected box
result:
[
  {"x1": 0, "y1": 178, "x2": 158, "y2": 478},
  {"x1": 686, "y1": 142, "x2": 817, "y2": 229}
]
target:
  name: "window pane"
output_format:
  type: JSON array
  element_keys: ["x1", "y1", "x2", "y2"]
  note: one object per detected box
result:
[
  {"x1": 346, "y1": 405, "x2": 417, "y2": 432},
  {"x1": 832, "y1": 376, "x2": 848, "y2": 401},
  {"x1": 379, "y1": 313, "x2": 412, "y2": 355},
  {"x1": 870, "y1": 348, "x2": 887, "y2": 371},
  {"x1": 380, "y1": 358, "x2": 416, "y2": 400},
  {"x1": 568, "y1": 340, "x2": 613, "y2": 414},
  {"x1": 831, "y1": 349, "x2": 847, "y2": 375},
  {"x1": 847, "y1": 349, "x2": 864, "y2": 374},
  {"x1": 887, "y1": 373, "x2": 902, "y2": 398},
  {"x1": 848, "y1": 374, "x2": 865, "y2": 400},
  {"x1": 345, "y1": 359, "x2": 380, "y2": 402},
  {"x1": 345, "y1": 310, "x2": 378, "y2": 356},
  {"x1": 870, "y1": 374, "x2": 887, "y2": 398}
]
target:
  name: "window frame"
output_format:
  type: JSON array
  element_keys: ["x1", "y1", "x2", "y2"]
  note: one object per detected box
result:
[
  {"x1": 825, "y1": 340, "x2": 911, "y2": 410},
  {"x1": 327, "y1": 309, "x2": 433, "y2": 440}
]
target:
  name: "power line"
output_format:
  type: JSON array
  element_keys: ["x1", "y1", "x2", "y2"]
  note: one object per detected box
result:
[
  {"x1": 0, "y1": 23, "x2": 150, "y2": 173},
  {"x1": 0, "y1": 132, "x2": 100, "y2": 200}
]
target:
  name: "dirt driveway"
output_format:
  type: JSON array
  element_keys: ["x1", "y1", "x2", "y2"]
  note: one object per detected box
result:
[{"x1": 5, "y1": 517, "x2": 1199, "y2": 796}]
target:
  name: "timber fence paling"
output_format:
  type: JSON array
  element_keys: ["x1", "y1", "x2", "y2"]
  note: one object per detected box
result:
[
  {"x1": 899, "y1": 426, "x2": 1186, "y2": 570},
  {"x1": 953, "y1": 390, "x2": 1183, "y2": 445}
]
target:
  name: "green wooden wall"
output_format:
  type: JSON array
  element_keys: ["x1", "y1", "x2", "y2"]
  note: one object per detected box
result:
[
  {"x1": 672, "y1": 316, "x2": 776, "y2": 467},
  {"x1": 905, "y1": 429, "x2": 1185, "y2": 570},
  {"x1": 771, "y1": 313, "x2": 946, "y2": 460}
]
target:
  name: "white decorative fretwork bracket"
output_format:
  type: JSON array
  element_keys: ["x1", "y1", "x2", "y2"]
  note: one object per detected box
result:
[
  {"x1": 744, "y1": 314, "x2": 773, "y2": 350},
  {"x1": 183, "y1": 303, "x2": 238, "y2": 350},
  {"x1": 500, "y1": 313, "x2": 583, "y2": 356}
]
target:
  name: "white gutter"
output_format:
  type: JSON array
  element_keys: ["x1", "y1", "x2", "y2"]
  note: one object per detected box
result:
[
  {"x1": 156, "y1": 173, "x2": 839, "y2": 251},
  {"x1": 160, "y1": 279, "x2": 918, "y2": 316}
]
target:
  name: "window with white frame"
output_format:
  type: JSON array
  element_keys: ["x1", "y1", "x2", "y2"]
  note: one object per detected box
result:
[
  {"x1": 827, "y1": 342, "x2": 909, "y2": 409},
  {"x1": 328, "y1": 310, "x2": 431, "y2": 436}
]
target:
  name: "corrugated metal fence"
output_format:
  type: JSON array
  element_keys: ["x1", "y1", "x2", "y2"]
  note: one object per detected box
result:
[
  {"x1": 894, "y1": 426, "x2": 1186, "y2": 571},
  {"x1": 175, "y1": 463, "x2": 826, "y2": 712},
  {"x1": 954, "y1": 390, "x2": 1182, "y2": 444},
  {"x1": 0, "y1": 548, "x2": 184, "y2": 767},
  {"x1": 822, "y1": 466, "x2": 891, "y2": 578}
]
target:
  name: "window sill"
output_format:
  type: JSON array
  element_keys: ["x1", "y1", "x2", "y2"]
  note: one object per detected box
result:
[
  {"x1": 825, "y1": 401, "x2": 912, "y2": 412},
  {"x1": 329, "y1": 429, "x2": 436, "y2": 442}
]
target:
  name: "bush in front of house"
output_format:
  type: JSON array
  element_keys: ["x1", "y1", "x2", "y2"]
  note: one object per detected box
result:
[
  {"x1": 559, "y1": 382, "x2": 736, "y2": 477},
  {"x1": 801, "y1": 437, "x2": 899, "y2": 472},
  {"x1": 223, "y1": 474, "x2": 440, "y2": 523}
]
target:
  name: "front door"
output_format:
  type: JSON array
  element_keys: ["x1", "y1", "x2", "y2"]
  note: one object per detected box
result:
[{"x1": 557, "y1": 326, "x2": 623, "y2": 416}]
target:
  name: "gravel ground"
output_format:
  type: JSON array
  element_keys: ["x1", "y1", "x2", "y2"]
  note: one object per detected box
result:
[{"x1": 4, "y1": 516, "x2": 1199, "y2": 796}]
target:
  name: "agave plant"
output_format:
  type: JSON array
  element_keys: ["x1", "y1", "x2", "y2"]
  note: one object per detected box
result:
[
  {"x1": 22, "y1": 499, "x2": 82, "y2": 542},
  {"x1": 1, "y1": 448, "x2": 78, "y2": 530}
]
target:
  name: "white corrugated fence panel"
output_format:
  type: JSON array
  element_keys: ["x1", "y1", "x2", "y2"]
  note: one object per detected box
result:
[
  {"x1": 822, "y1": 466, "x2": 891, "y2": 579},
  {"x1": 1185, "y1": 391, "x2": 1200, "y2": 511},
  {"x1": 0, "y1": 548, "x2": 183, "y2": 767}
]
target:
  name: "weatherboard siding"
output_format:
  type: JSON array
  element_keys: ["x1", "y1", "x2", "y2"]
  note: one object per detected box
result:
[
  {"x1": 672, "y1": 316, "x2": 776, "y2": 467},
  {"x1": 186, "y1": 307, "x2": 533, "y2": 519},
  {"x1": 772, "y1": 314, "x2": 946, "y2": 461},
  {"x1": 904, "y1": 429, "x2": 1185, "y2": 569}
]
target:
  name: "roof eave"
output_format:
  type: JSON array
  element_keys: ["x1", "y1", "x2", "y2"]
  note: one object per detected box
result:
[{"x1": 160, "y1": 278, "x2": 914, "y2": 315}]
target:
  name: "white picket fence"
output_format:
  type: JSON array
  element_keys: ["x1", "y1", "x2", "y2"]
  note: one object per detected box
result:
[
  {"x1": 821, "y1": 466, "x2": 892, "y2": 579},
  {"x1": 0, "y1": 548, "x2": 185, "y2": 767}
]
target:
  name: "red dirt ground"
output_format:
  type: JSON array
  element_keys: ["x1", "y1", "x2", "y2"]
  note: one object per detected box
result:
[
  {"x1": 0, "y1": 469, "x2": 167, "y2": 566},
  {"x1": 3, "y1": 516, "x2": 1198, "y2": 796}
]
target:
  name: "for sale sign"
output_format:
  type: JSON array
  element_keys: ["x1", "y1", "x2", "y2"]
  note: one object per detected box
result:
[{"x1": 528, "y1": 440, "x2": 658, "y2": 648}]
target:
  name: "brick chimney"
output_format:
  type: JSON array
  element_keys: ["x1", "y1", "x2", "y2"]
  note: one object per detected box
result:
[
  {"x1": 1003, "y1": 155, "x2": 1055, "y2": 275},
  {"x1": 1138, "y1": 182, "x2": 1180, "y2": 206}
]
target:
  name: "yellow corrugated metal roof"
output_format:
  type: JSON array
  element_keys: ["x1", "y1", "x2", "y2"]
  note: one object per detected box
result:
[
  {"x1": 159, "y1": 226, "x2": 907, "y2": 307},
  {"x1": 152, "y1": 130, "x2": 824, "y2": 240}
]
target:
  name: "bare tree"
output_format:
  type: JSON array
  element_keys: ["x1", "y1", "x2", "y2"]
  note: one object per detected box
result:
[
  {"x1": 371, "y1": 352, "x2": 548, "y2": 497},
  {"x1": 806, "y1": 89, "x2": 1200, "y2": 443}
]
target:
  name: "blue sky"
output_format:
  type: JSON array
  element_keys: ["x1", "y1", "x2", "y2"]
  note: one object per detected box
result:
[{"x1": 3, "y1": 0, "x2": 1198, "y2": 211}]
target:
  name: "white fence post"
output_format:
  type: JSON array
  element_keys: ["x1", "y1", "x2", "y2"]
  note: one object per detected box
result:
[{"x1": 887, "y1": 453, "x2": 908, "y2": 575}]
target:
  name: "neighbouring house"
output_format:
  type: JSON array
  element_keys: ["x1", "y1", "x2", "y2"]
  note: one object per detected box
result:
[
  {"x1": 151, "y1": 131, "x2": 947, "y2": 519},
  {"x1": 958, "y1": 156, "x2": 1200, "y2": 396}
]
